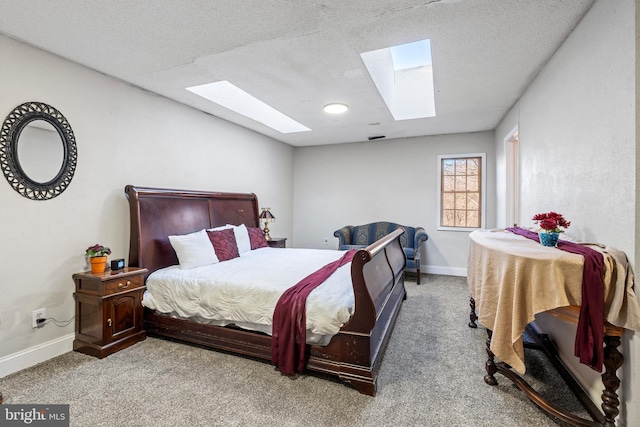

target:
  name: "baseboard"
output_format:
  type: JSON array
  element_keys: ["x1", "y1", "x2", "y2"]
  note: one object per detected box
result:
[
  {"x1": 423, "y1": 266, "x2": 467, "y2": 277},
  {"x1": 0, "y1": 333, "x2": 74, "y2": 378}
]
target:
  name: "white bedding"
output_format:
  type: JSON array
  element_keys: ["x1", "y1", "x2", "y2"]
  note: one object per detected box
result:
[{"x1": 143, "y1": 247, "x2": 355, "y2": 345}]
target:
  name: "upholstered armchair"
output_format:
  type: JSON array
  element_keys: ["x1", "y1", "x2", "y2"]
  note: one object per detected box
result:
[{"x1": 333, "y1": 221, "x2": 429, "y2": 284}]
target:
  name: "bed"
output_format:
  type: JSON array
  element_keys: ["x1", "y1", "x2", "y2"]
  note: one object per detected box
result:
[{"x1": 125, "y1": 185, "x2": 407, "y2": 395}]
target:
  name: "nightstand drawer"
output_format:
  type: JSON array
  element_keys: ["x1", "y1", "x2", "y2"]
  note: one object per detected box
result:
[
  {"x1": 267, "y1": 237, "x2": 287, "y2": 248},
  {"x1": 73, "y1": 267, "x2": 147, "y2": 296},
  {"x1": 103, "y1": 275, "x2": 144, "y2": 295}
]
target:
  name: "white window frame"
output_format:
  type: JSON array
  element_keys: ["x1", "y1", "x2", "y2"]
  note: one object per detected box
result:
[{"x1": 437, "y1": 153, "x2": 486, "y2": 231}]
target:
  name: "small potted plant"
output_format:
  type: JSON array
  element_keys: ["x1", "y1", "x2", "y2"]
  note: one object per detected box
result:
[
  {"x1": 532, "y1": 212, "x2": 570, "y2": 247},
  {"x1": 85, "y1": 244, "x2": 112, "y2": 273}
]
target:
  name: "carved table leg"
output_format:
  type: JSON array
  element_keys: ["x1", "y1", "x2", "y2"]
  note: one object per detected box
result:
[
  {"x1": 484, "y1": 329, "x2": 498, "y2": 385},
  {"x1": 601, "y1": 331, "x2": 623, "y2": 427},
  {"x1": 469, "y1": 297, "x2": 478, "y2": 328}
]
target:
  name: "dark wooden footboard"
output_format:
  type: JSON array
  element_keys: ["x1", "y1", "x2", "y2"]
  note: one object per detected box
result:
[
  {"x1": 126, "y1": 185, "x2": 406, "y2": 395},
  {"x1": 333, "y1": 228, "x2": 406, "y2": 394}
]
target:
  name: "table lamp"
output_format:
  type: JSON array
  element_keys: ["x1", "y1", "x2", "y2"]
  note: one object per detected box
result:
[{"x1": 259, "y1": 208, "x2": 275, "y2": 240}]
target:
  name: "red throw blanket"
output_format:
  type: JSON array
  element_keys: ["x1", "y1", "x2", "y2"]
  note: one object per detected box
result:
[
  {"x1": 506, "y1": 227, "x2": 604, "y2": 371},
  {"x1": 271, "y1": 250, "x2": 356, "y2": 376}
]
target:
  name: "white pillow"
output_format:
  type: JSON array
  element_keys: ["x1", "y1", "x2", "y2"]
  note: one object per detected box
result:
[
  {"x1": 208, "y1": 225, "x2": 232, "y2": 232},
  {"x1": 168, "y1": 229, "x2": 219, "y2": 269},
  {"x1": 227, "y1": 224, "x2": 251, "y2": 254}
]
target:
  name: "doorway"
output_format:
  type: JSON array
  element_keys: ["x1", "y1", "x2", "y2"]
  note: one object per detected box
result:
[{"x1": 504, "y1": 126, "x2": 519, "y2": 227}]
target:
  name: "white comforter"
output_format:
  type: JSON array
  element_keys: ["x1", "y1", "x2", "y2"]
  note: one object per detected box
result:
[{"x1": 143, "y1": 247, "x2": 355, "y2": 345}]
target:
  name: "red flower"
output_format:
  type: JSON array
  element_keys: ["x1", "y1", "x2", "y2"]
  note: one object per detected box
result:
[{"x1": 532, "y1": 212, "x2": 571, "y2": 233}]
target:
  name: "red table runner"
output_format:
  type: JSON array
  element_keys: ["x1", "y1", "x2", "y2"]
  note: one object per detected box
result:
[
  {"x1": 506, "y1": 227, "x2": 604, "y2": 371},
  {"x1": 271, "y1": 250, "x2": 356, "y2": 375}
]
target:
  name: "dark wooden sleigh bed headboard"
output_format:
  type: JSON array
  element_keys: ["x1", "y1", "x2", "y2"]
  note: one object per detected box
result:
[{"x1": 125, "y1": 185, "x2": 260, "y2": 278}]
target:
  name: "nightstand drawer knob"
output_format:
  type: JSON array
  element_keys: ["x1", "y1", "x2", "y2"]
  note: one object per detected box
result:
[
  {"x1": 107, "y1": 318, "x2": 112, "y2": 327},
  {"x1": 118, "y1": 281, "x2": 131, "y2": 289}
]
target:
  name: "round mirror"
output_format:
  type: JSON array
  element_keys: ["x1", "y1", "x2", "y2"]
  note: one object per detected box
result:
[
  {"x1": 17, "y1": 120, "x2": 65, "y2": 183},
  {"x1": 0, "y1": 102, "x2": 77, "y2": 200}
]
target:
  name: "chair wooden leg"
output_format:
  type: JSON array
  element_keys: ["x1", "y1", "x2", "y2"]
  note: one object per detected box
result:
[{"x1": 416, "y1": 268, "x2": 421, "y2": 285}]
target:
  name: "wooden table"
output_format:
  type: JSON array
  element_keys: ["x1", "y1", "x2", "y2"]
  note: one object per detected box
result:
[{"x1": 467, "y1": 229, "x2": 640, "y2": 427}]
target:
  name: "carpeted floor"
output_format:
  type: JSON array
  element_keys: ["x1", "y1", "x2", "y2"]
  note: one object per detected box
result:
[{"x1": 0, "y1": 275, "x2": 589, "y2": 426}]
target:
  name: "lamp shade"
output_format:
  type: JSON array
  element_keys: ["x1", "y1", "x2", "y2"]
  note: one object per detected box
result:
[{"x1": 259, "y1": 208, "x2": 275, "y2": 221}]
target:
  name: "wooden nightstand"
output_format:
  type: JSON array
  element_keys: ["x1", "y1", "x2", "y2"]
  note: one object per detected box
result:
[
  {"x1": 267, "y1": 237, "x2": 287, "y2": 248},
  {"x1": 73, "y1": 267, "x2": 147, "y2": 358}
]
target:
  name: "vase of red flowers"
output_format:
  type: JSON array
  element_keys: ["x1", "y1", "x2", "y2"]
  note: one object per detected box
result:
[
  {"x1": 86, "y1": 244, "x2": 112, "y2": 273},
  {"x1": 532, "y1": 212, "x2": 570, "y2": 247}
]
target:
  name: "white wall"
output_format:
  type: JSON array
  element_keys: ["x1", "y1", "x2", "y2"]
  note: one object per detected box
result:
[
  {"x1": 495, "y1": 1, "x2": 638, "y2": 425},
  {"x1": 636, "y1": 1, "x2": 640, "y2": 423},
  {"x1": 3, "y1": 2, "x2": 636, "y2": 422},
  {"x1": 292, "y1": 131, "x2": 496, "y2": 276},
  {"x1": 0, "y1": 35, "x2": 294, "y2": 374}
]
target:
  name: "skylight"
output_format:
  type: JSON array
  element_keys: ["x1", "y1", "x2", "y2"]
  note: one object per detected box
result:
[
  {"x1": 186, "y1": 81, "x2": 311, "y2": 134},
  {"x1": 361, "y1": 39, "x2": 436, "y2": 121}
]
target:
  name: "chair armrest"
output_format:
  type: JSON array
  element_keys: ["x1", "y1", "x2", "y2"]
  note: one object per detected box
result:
[
  {"x1": 413, "y1": 227, "x2": 429, "y2": 253},
  {"x1": 333, "y1": 226, "x2": 353, "y2": 247}
]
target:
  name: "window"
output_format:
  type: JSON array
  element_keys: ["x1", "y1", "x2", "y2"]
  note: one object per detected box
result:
[
  {"x1": 186, "y1": 81, "x2": 310, "y2": 134},
  {"x1": 437, "y1": 153, "x2": 485, "y2": 231},
  {"x1": 360, "y1": 39, "x2": 436, "y2": 121}
]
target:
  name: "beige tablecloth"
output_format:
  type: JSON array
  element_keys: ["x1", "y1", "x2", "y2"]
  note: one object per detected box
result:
[{"x1": 467, "y1": 229, "x2": 640, "y2": 374}]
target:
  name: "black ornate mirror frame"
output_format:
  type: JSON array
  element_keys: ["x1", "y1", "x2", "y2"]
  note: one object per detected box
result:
[{"x1": 0, "y1": 102, "x2": 77, "y2": 200}]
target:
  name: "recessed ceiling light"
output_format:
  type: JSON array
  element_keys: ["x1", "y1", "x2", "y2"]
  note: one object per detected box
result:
[
  {"x1": 186, "y1": 81, "x2": 310, "y2": 134},
  {"x1": 323, "y1": 103, "x2": 349, "y2": 114}
]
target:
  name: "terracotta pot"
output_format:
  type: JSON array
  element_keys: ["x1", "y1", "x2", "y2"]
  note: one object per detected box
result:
[{"x1": 90, "y1": 256, "x2": 108, "y2": 273}]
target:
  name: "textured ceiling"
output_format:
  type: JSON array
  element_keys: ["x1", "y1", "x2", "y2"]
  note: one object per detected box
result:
[{"x1": 0, "y1": 0, "x2": 595, "y2": 146}]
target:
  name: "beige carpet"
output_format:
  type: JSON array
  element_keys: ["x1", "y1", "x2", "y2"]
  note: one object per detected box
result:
[{"x1": 0, "y1": 275, "x2": 589, "y2": 426}]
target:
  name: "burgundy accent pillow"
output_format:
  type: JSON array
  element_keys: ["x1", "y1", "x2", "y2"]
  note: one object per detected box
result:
[
  {"x1": 206, "y1": 228, "x2": 240, "y2": 261},
  {"x1": 248, "y1": 227, "x2": 269, "y2": 249}
]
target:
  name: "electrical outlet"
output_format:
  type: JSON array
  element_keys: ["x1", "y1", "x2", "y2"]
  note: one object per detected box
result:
[{"x1": 32, "y1": 308, "x2": 46, "y2": 329}]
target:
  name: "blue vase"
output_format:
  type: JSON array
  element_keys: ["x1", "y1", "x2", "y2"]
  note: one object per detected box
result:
[{"x1": 539, "y1": 232, "x2": 559, "y2": 247}]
